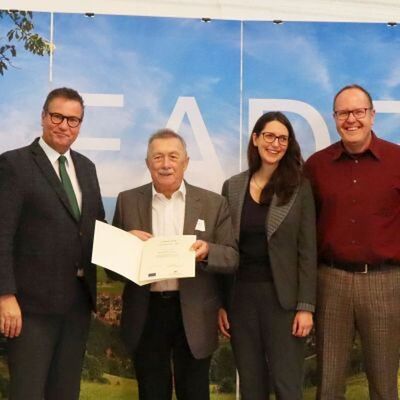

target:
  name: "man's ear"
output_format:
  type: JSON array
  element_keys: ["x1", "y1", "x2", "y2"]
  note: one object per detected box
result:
[
  {"x1": 370, "y1": 108, "x2": 376, "y2": 126},
  {"x1": 183, "y1": 156, "x2": 190, "y2": 171}
]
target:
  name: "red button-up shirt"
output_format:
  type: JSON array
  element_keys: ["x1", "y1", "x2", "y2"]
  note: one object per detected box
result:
[{"x1": 304, "y1": 133, "x2": 400, "y2": 264}]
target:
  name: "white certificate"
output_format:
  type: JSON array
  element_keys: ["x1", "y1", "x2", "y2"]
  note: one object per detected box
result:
[{"x1": 92, "y1": 221, "x2": 196, "y2": 285}]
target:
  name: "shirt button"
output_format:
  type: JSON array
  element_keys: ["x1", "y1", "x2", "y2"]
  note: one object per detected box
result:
[
  {"x1": 352, "y1": 199, "x2": 356, "y2": 204},
  {"x1": 350, "y1": 219, "x2": 355, "y2": 223},
  {"x1": 355, "y1": 159, "x2": 359, "y2": 164},
  {"x1": 353, "y1": 179, "x2": 357, "y2": 183},
  {"x1": 351, "y1": 240, "x2": 356, "y2": 244}
]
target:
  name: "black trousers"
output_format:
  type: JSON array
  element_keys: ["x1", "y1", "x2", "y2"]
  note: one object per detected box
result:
[
  {"x1": 134, "y1": 293, "x2": 211, "y2": 400},
  {"x1": 7, "y1": 279, "x2": 92, "y2": 400},
  {"x1": 231, "y1": 281, "x2": 305, "y2": 400}
]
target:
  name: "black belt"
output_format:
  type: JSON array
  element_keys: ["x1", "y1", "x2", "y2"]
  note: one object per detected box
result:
[
  {"x1": 150, "y1": 291, "x2": 180, "y2": 299},
  {"x1": 324, "y1": 260, "x2": 399, "y2": 274}
]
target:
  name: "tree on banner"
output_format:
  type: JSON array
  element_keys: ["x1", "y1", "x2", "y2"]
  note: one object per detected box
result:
[{"x1": 0, "y1": 10, "x2": 50, "y2": 75}]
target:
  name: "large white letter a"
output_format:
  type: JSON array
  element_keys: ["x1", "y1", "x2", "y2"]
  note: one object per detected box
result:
[{"x1": 166, "y1": 96, "x2": 224, "y2": 192}]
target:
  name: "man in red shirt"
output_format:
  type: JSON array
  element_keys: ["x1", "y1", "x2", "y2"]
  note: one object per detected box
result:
[{"x1": 305, "y1": 84, "x2": 400, "y2": 400}]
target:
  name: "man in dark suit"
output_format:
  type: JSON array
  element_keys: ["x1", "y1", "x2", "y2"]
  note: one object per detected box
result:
[
  {"x1": 0, "y1": 87, "x2": 105, "y2": 400},
  {"x1": 112, "y1": 128, "x2": 238, "y2": 400}
]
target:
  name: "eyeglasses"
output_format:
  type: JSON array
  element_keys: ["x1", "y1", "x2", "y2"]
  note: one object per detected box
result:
[
  {"x1": 334, "y1": 108, "x2": 371, "y2": 121},
  {"x1": 260, "y1": 132, "x2": 289, "y2": 146},
  {"x1": 47, "y1": 112, "x2": 82, "y2": 128}
]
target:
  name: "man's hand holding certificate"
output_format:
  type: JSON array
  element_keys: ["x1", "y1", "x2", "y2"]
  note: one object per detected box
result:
[{"x1": 92, "y1": 221, "x2": 196, "y2": 285}]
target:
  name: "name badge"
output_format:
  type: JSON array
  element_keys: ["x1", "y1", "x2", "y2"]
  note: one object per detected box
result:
[{"x1": 195, "y1": 219, "x2": 205, "y2": 232}]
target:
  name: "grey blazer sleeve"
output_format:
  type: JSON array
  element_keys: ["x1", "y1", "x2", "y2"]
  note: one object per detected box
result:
[
  {"x1": 112, "y1": 192, "x2": 123, "y2": 229},
  {"x1": 295, "y1": 179, "x2": 317, "y2": 311},
  {"x1": 217, "y1": 179, "x2": 236, "y2": 309},
  {"x1": 201, "y1": 195, "x2": 239, "y2": 274}
]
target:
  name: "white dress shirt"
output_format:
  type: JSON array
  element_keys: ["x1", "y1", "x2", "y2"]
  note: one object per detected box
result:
[
  {"x1": 39, "y1": 137, "x2": 82, "y2": 211},
  {"x1": 150, "y1": 181, "x2": 186, "y2": 292}
]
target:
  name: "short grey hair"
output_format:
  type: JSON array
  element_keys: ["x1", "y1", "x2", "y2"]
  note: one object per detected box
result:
[{"x1": 147, "y1": 128, "x2": 187, "y2": 154}]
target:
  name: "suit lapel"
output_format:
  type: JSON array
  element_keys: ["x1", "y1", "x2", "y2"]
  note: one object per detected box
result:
[
  {"x1": 229, "y1": 171, "x2": 299, "y2": 241},
  {"x1": 71, "y1": 151, "x2": 88, "y2": 221},
  {"x1": 266, "y1": 186, "x2": 299, "y2": 240},
  {"x1": 183, "y1": 184, "x2": 201, "y2": 234},
  {"x1": 30, "y1": 140, "x2": 77, "y2": 222},
  {"x1": 230, "y1": 172, "x2": 249, "y2": 242},
  {"x1": 138, "y1": 184, "x2": 153, "y2": 234}
]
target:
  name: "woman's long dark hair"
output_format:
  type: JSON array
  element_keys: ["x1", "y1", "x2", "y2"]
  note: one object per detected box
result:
[{"x1": 247, "y1": 111, "x2": 303, "y2": 206}]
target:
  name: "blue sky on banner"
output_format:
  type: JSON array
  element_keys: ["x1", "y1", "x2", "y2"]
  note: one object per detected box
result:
[
  {"x1": 1, "y1": 14, "x2": 400, "y2": 219},
  {"x1": 242, "y1": 21, "x2": 400, "y2": 158},
  {"x1": 0, "y1": 12, "x2": 51, "y2": 152},
  {"x1": 0, "y1": 13, "x2": 241, "y2": 219},
  {"x1": 51, "y1": 14, "x2": 241, "y2": 203}
]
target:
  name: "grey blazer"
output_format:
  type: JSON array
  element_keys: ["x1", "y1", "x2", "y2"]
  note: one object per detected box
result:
[
  {"x1": 222, "y1": 170, "x2": 317, "y2": 312},
  {"x1": 113, "y1": 182, "x2": 238, "y2": 359}
]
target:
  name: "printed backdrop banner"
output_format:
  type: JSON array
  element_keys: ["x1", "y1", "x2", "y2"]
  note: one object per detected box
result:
[
  {"x1": 1, "y1": 15, "x2": 400, "y2": 219},
  {"x1": 0, "y1": 12, "x2": 399, "y2": 399}
]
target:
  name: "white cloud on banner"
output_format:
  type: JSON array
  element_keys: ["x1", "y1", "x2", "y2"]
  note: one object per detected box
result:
[
  {"x1": 0, "y1": 108, "x2": 40, "y2": 154},
  {"x1": 244, "y1": 29, "x2": 333, "y2": 93},
  {"x1": 383, "y1": 65, "x2": 400, "y2": 91},
  {"x1": 2, "y1": 15, "x2": 400, "y2": 199}
]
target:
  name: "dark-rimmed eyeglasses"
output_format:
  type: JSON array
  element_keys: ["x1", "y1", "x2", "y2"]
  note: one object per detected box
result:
[
  {"x1": 260, "y1": 132, "x2": 289, "y2": 146},
  {"x1": 47, "y1": 112, "x2": 82, "y2": 128},
  {"x1": 334, "y1": 108, "x2": 371, "y2": 121}
]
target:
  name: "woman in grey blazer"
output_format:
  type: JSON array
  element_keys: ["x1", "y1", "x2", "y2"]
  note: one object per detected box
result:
[{"x1": 218, "y1": 111, "x2": 317, "y2": 400}]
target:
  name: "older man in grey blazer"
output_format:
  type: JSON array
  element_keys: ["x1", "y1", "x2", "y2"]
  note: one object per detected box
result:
[{"x1": 113, "y1": 128, "x2": 238, "y2": 400}]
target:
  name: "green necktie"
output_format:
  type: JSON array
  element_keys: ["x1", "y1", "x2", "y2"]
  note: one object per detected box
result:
[{"x1": 58, "y1": 155, "x2": 80, "y2": 221}]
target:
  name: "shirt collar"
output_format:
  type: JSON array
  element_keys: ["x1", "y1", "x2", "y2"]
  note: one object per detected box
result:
[
  {"x1": 152, "y1": 180, "x2": 186, "y2": 201},
  {"x1": 331, "y1": 131, "x2": 381, "y2": 161},
  {"x1": 39, "y1": 137, "x2": 72, "y2": 166}
]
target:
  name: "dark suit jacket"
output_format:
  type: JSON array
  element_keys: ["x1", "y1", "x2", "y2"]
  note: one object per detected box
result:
[
  {"x1": 0, "y1": 138, "x2": 105, "y2": 313},
  {"x1": 221, "y1": 170, "x2": 317, "y2": 312},
  {"x1": 112, "y1": 182, "x2": 238, "y2": 359}
]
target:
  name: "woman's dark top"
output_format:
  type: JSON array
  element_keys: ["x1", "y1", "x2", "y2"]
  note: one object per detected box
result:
[{"x1": 238, "y1": 185, "x2": 273, "y2": 282}]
